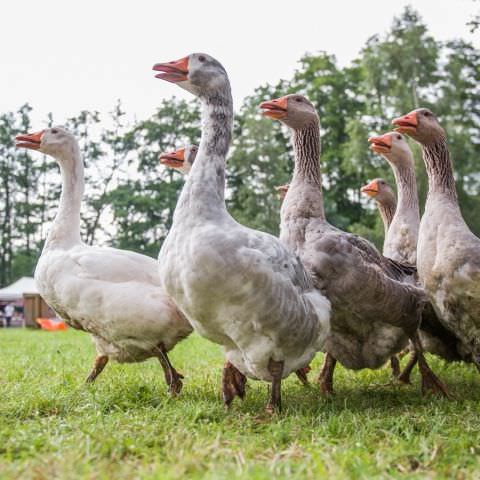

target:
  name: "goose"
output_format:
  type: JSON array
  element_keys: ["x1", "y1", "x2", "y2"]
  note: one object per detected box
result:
[
  {"x1": 367, "y1": 133, "x2": 419, "y2": 265},
  {"x1": 392, "y1": 108, "x2": 480, "y2": 370},
  {"x1": 361, "y1": 172, "x2": 465, "y2": 372},
  {"x1": 260, "y1": 94, "x2": 448, "y2": 396},
  {"x1": 161, "y1": 148, "x2": 314, "y2": 389},
  {"x1": 15, "y1": 127, "x2": 193, "y2": 394},
  {"x1": 361, "y1": 178, "x2": 397, "y2": 239},
  {"x1": 160, "y1": 145, "x2": 198, "y2": 174},
  {"x1": 153, "y1": 53, "x2": 331, "y2": 412},
  {"x1": 275, "y1": 184, "x2": 290, "y2": 200}
]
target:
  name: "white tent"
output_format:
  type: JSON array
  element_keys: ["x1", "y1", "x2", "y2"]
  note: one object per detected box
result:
[{"x1": 0, "y1": 277, "x2": 38, "y2": 301}]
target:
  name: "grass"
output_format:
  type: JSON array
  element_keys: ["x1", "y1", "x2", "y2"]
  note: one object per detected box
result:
[{"x1": 1, "y1": 330, "x2": 480, "y2": 479}]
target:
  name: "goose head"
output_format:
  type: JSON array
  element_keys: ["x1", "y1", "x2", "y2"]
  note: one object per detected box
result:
[
  {"x1": 361, "y1": 178, "x2": 395, "y2": 204},
  {"x1": 259, "y1": 94, "x2": 318, "y2": 129},
  {"x1": 160, "y1": 145, "x2": 198, "y2": 174},
  {"x1": 16, "y1": 126, "x2": 78, "y2": 160},
  {"x1": 392, "y1": 108, "x2": 445, "y2": 145},
  {"x1": 153, "y1": 53, "x2": 229, "y2": 97},
  {"x1": 368, "y1": 132, "x2": 414, "y2": 167},
  {"x1": 275, "y1": 183, "x2": 290, "y2": 200}
]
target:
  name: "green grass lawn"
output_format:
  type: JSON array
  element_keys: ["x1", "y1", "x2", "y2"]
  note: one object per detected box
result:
[{"x1": 1, "y1": 329, "x2": 480, "y2": 479}]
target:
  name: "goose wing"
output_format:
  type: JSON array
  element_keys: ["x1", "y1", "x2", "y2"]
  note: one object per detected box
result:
[{"x1": 68, "y1": 245, "x2": 161, "y2": 285}]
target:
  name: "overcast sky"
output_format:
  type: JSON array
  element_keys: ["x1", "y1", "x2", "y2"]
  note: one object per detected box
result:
[{"x1": 1, "y1": 0, "x2": 478, "y2": 127}]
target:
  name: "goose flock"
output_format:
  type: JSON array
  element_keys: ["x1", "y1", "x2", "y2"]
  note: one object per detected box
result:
[{"x1": 15, "y1": 53, "x2": 480, "y2": 413}]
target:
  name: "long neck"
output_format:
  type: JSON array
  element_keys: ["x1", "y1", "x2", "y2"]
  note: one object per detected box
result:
[
  {"x1": 422, "y1": 136, "x2": 457, "y2": 202},
  {"x1": 390, "y1": 159, "x2": 420, "y2": 226},
  {"x1": 45, "y1": 146, "x2": 84, "y2": 249},
  {"x1": 282, "y1": 118, "x2": 325, "y2": 220},
  {"x1": 174, "y1": 88, "x2": 233, "y2": 221},
  {"x1": 377, "y1": 198, "x2": 396, "y2": 235}
]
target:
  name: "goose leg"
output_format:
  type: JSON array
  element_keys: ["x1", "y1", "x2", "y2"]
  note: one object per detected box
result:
[
  {"x1": 222, "y1": 361, "x2": 247, "y2": 407},
  {"x1": 411, "y1": 332, "x2": 449, "y2": 397},
  {"x1": 86, "y1": 355, "x2": 109, "y2": 383},
  {"x1": 390, "y1": 356, "x2": 401, "y2": 377},
  {"x1": 397, "y1": 352, "x2": 418, "y2": 384},
  {"x1": 317, "y1": 352, "x2": 337, "y2": 396},
  {"x1": 156, "y1": 344, "x2": 184, "y2": 396},
  {"x1": 266, "y1": 358, "x2": 284, "y2": 414},
  {"x1": 295, "y1": 365, "x2": 311, "y2": 385}
]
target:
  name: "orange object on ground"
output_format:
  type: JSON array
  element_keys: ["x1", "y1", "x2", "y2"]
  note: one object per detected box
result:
[{"x1": 36, "y1": 318, "x2": 68, "y2": 331}]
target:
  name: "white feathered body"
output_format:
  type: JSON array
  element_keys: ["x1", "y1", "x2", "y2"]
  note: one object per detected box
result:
[{"x1": 36, "y1": 243, "x2": 192, "y2": 362}]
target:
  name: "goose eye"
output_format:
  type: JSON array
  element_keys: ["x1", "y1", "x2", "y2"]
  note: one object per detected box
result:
[
  {"x1": 295, "y1": 98, "x2": 302, "y2": 102},
  {"x1": 51, "y1": 129, "x2": 58, "y2": 134},
  {"x1": 397, "y1": 135, "x2": 401, "y2": 140},
  {"x1": 198, "y1": 55, "x2": 206, "y2": 62},
  {"x1": 424, "y1": 112, "x2": 430, "y2": 117}
]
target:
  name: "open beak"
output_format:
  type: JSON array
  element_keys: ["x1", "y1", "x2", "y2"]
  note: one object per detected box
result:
[
  {"x1": 153, "y1": 56, "x2": 189, "y2": 83},
  {"x1": 259, "y1": 96, "x2": 288, "y2": 120},
  {"x1": 15, "y1": 130, "x2": 44, "y2": 150},
  {"x1": 361, "y1": 179, "x2": 379, "y2": 198},
  {"x1": 160, "y1": 148, "x2": 186, "y2": 169},
  {"x1": 368, "y1": 133, "x2": 392, "y2": 154},
  {"x1": 392, "y1": 111, "x2": 418, "y2": 135}
]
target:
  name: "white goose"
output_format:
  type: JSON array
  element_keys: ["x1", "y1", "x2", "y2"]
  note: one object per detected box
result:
[
  {"x1": 153, "y1": 53, "x2": 330, "y2": 412},
  {"x1": 16, "y1": 128, "x2": 193, "y2": 393}
]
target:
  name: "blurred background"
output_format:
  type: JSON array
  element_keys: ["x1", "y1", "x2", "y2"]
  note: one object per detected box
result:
[{"x1": 0, "y1": 1, "x2": 479, "y2": 318}]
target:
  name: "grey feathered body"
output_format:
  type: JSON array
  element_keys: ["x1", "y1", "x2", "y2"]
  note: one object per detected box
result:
[
  {"x1": 160, "y1": 214, "x2": 330, "y2": 380},
  {"x1": 281, "y1": 119, "x2": 425, "y2": 370},
  {"x1": 377, "y1": 150, "x2": 466, "y2": 362},
  {"x1": 418, "y1": 188, "x2": 480, "y2": 360},
  {"x1": 281, "y1": 214, "x2": 423, "y2": 369}
]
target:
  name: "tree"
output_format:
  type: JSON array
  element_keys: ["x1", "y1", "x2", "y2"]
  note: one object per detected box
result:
[
  {"x1": 108, "y1": 97, "x2": 200, "y2": 256},
  {"x1": 227, "y1": 81, "x2": 292, "y2": 234}
]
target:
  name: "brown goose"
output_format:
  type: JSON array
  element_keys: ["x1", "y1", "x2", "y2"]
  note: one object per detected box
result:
[
  {"x1": 260, "y1": 94, "x2": 448, "y2": 396},
  {"x1": 275, "y1": 183, "x2": 290, "y2": 200},
  {"x1": 361, "y1": 170, "x2": 465, "y2": 373},
  {"x1": 393, "y1": 108, "x2": 480, "y2": 370},
  {"x1": 361, "y1": 178, "x2": 397, "y2": 239},
  {"x1": 367, "y1": 134, "x2": 419, "y2": 264}
]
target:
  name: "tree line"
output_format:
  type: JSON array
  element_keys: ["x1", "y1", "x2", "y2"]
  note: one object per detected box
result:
[{"x1": 1, "y1": 7, "x2": 479, "y2": 287}]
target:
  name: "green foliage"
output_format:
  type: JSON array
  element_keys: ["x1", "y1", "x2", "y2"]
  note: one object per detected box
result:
[
  {"x1": 2, "y1": 329, "x2": 480, "y2": 479},
  {"x1": 1, "y1": 7, "x2": 480, "y2": 282},
  {"x1": 228, "y1": 82, "x2": 291, "y2": 234},
  {"x1": 108, "y1": 97, "x2": 201, "y2": 255}
]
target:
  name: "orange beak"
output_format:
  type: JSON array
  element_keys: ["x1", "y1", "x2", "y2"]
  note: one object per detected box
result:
[
  {"x1": 392, "y1": 111, "x2": 418, "y2": 135},
  {"x1": 15, "y1": 130, "x2": 45, "y2": 150},
  {"x1": 361, "y1": 179, "x2": 379, "y2": 197},
  {"x1": 259, "y1": 96, "x2": 288, "y2": 120},
  {"x1": 153, "y1": 56, "x2": 189, "y2": 83},
  {"x1": 160, "y1": 148, "x2": 186, "y2": 168},
  {"x1": 275, "y1": 183, "x2": 290, "y2": 199},
  {"x1": 368, "y1": 133, "x2": 392, "y2": 154}
]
